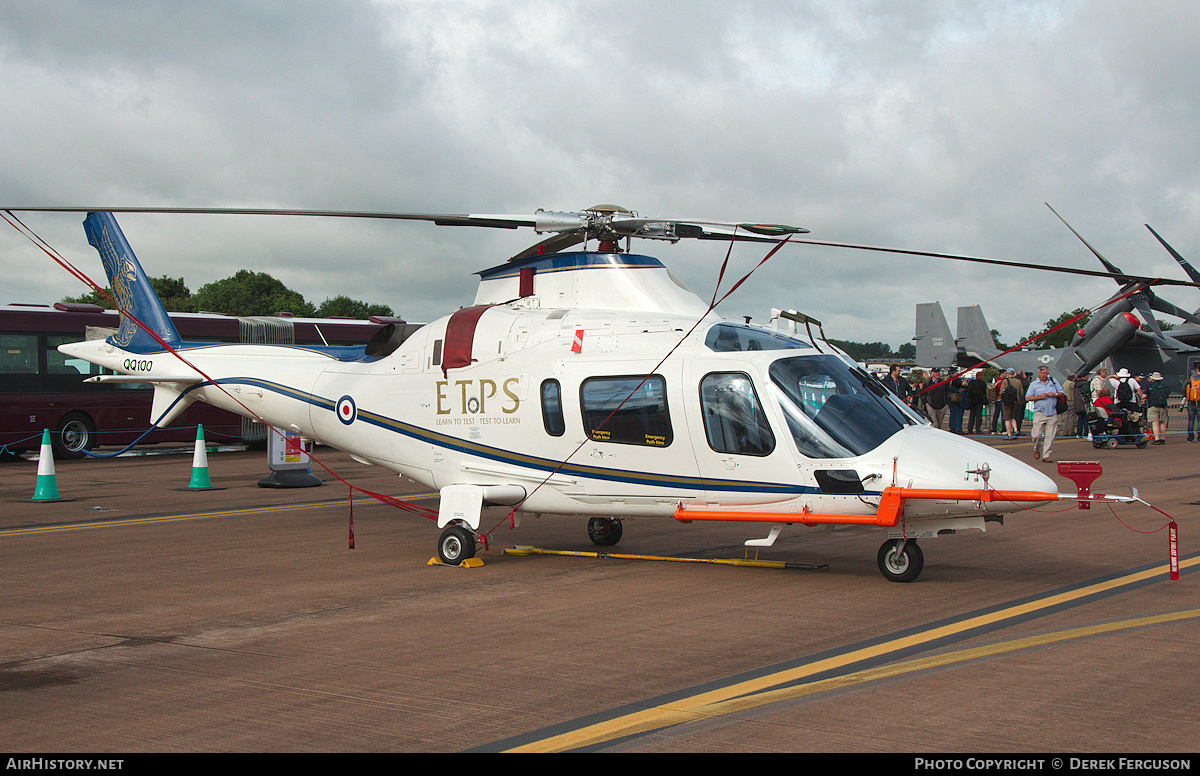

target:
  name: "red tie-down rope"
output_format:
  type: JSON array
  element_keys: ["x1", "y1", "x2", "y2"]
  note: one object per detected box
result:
[{"x1": 2, "y1": 211, "x2": 437, "y2": 539}]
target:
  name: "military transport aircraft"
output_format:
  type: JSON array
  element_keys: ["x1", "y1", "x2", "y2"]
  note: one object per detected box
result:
[
  {"x1": 2, "y1": 206, "x2": 1140, "y2": 581},
  {"x1": 913, "y1": 206, "x2": 1200, "y2": 390}
]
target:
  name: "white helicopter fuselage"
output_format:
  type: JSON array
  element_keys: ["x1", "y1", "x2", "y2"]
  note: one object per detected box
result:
[{"x1": 57, "y1": 212, "x2": 1064, "y2": 581}]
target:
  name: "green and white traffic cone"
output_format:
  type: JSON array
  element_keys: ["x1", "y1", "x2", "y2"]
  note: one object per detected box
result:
[
  {"x1": 186, "y1": 424, "x2": 214, "y2": 490},
  {"x1": 32, "y1": 429, "x2": 62, "y2": 501}
]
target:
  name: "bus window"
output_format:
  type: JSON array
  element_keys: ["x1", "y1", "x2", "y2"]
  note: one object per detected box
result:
[
  {"x1": 46, "y1": 334, "x2": 102, "y2": 377},
  {"x1": 0, "y1": 334, "x2": 37, "y2": 374}
]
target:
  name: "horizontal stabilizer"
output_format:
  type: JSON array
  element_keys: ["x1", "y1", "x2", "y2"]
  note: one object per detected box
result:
[
  {"x1": 85, "y1": 375, "x2": 200, "y2": 384},
  {"x1": 85, "y1": 375, "x2": 199, "y2": 427}
]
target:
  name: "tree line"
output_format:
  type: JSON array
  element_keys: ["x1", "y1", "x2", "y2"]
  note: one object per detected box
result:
[{"x1": 64, "y1": 271, "x2": 393, "y2": 319}]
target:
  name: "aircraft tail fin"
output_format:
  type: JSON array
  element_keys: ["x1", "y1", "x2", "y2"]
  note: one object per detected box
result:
[
  {"x1": 83, "y1": 212, "x2": 182, "y2": 354},
  {"x1": 955, "y1": 305, "x2": 997, "y2": 352},
  {"x1": 914, "y1": 302, "x2": 957, "y2": 368}
]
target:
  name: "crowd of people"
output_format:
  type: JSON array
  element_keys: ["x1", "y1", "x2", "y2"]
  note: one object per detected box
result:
[{"x1": 880, "y1": 362, "x2": 1191, "y2": 455}]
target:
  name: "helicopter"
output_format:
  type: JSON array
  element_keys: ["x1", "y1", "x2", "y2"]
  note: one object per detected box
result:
[{"x1": 4, "y1": 205, "x2": 1136, "y2": 582}]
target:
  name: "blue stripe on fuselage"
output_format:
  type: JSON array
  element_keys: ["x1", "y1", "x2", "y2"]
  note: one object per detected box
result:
[{"x1": 208, "y1": 377, "x2": 825, "y2": 496}]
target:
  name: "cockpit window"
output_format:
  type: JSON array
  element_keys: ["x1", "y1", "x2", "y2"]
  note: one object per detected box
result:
[
  {"x1": 705, "y1": 323, "x2": 813, "y2": 353},
  {"x1": 768, "y1": 355, "x2": 918, "y2": 459},
  {"x1": 700, "y1": 372, "x2": 775, "y2": 456}
]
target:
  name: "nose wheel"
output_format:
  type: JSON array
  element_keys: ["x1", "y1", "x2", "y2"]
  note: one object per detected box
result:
[{"x1": 878, "y1": 539, "x2": 924, "y2": 583}]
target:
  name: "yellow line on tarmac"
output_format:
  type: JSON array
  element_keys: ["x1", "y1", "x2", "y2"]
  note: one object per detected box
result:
[
  {"x1": 686, "y1": 608, "x2": 1200, "y2": 719},
  {"x1": 507, "y1": 556, "x2": 1200, "y2": 752},
  {"x1": 0, "y1": 492, "x2": 440, "y2": 538}
]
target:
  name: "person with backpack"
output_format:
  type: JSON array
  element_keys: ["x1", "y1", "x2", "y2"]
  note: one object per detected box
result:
[
  {"x1": 1113, "y1": 368, "x2": 1142, "y2": 413},
  {"x1": 923, "y1": 368, "x2": 949, "y2": 430},
  {"x1": 1146, "y1": 372, "x2": 1171, "y2": 445},
  {"x1": 1026, "y1": 366, "x2": 1065, "y2": 462},
  {"x1": 1185, "y1": 364, "x2": 1200, "y2": 442},
  {"x1": 1000, "y1": 368, "x2": 1024, "y2": 440},
  {"x1": 1073, "y1": 371, "x2": 1092, "y2": 438},
  {"x1": 992, "y1": 372, "x2": 1006, "y2": 433},
  {"x1": 967, "y1": 372, "x2": 988, "y2": 435}
]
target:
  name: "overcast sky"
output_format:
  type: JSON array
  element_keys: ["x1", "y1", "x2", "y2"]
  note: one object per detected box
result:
[{"x1": 3, "y1": 0, "x2": 1199, "y2": 351}]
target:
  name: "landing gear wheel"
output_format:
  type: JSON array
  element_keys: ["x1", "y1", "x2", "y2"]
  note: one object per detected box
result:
[
  {"x1": 1107, "y1": 437, "x2": 1120, "y2": 450},
  {"x1": 877, "y1": 539, "x2": 924, "y2": 583},
  {"x1": 1092, "y1": 440, "x2": 1104, "y2": 449},
  {"x1": 53, "y1": 412, "x2": 96, "y2": 460},
  {"x1": 437, "y1": 525, "x2": 477, "y2": 565},
  {"x1": 588, "y1": 517, "x2": 623, "y2": 546},
  {"x1": 1136, "y1": 440, "x2": 1148, "y2": 449}
]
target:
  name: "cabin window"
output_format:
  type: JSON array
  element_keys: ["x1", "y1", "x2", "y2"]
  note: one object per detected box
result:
[
  {"x1": 540, "y1": 379, "x2": 565, "y2": 437},
  {"x1": 580, "y1": 375, "x2": 672, "y2": 447},
  {"x1": 699, "y1": 372, "x2": 774, "y2": 456}
]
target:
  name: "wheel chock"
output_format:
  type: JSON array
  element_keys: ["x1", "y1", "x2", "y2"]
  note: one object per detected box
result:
[{"x1": 426, "y1": 556, "x2": 485, "y2": 568}]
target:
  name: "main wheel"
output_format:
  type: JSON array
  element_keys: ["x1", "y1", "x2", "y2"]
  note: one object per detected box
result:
[
  {"x1": 1107, "y1": 437, "x2": 1120, "y2": 450},
  {"x1": 437, "y1": 525, "x2": 476, "y2": 565},
  {"x1": 877, "y1": 539, "x2": 924, "y2": 583},
  {"x1": 53, "y1": 413, "x2": 96, "y2": 460},
  {"x1": 587, "y1": 517, "x2": 623, "y2": 546}
]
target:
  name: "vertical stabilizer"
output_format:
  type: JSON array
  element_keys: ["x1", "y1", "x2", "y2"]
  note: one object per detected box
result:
[
  {"x1": 956, "y1": 306, "x2": 998, "y2": 353},
  {"x1": 83, "y1": 212, "x2": 181, "y2": 353},
  {"x1": 914, "y1": 302, "x2": 957, "y2": 368}
]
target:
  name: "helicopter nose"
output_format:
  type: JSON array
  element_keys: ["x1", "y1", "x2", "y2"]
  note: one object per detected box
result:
[{"x1": 891, "y1": 427, "x2": 1057, "y2": 496}]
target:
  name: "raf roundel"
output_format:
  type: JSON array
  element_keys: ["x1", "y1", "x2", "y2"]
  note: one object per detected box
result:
[{"x1": 336, "y1": 395, "x2": 357, "y2": 425}]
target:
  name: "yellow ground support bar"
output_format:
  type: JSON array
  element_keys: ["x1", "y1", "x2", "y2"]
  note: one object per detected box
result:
[{"x1": 503, "y1": 545, "x2": 828, "y2": 571}]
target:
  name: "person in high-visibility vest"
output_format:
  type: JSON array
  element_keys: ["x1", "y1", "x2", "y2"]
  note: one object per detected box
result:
[{"x1": 1185, "y1": 364, "x2": 1200, "y2": 443}]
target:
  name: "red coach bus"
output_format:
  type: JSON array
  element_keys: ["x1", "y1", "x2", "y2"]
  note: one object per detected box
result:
[{"x1": 0, "y1": 302, "x2": 394, "y2": 459}]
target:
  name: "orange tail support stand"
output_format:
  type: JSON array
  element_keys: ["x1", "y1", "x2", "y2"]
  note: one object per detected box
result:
[{"x1": 674, "y1": 486, "x2": 1061, "y2": 527}]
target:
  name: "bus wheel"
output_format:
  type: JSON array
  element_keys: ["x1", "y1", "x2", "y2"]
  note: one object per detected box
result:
[{"x1": 53, "y1": 413, "x2": 96, "y2": 460}]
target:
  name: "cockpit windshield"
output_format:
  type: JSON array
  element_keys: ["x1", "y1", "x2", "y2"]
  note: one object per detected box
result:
[{"x1": 768, "y1": 354, "x2": 921, "y2": 459}]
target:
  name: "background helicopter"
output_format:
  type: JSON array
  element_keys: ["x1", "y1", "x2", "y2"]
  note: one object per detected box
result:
[{"x1": 2, "y1": 205, "x2": 1154, "y2": 581}]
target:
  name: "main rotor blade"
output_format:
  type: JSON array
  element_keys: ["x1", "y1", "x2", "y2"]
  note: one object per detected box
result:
[
  {"x1": 1145, "y1": 224, "x2": 1200, "y2": 285},
  {"x1": 1131, "y1": 295, "x2": 1168, "y2": 340},
  {"x1": 0, "y1": 206, "x2": 535, "y2": 229},
  {"x1": 1148, "y1": 294, "x2": 1200, "y2": 326},
  {"x1": 785, "y1": 237, "x2": 1200, "y2": 288},
  {"x1": 1045, "y1": 202, "x2": 1126, "y2": 277}
]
